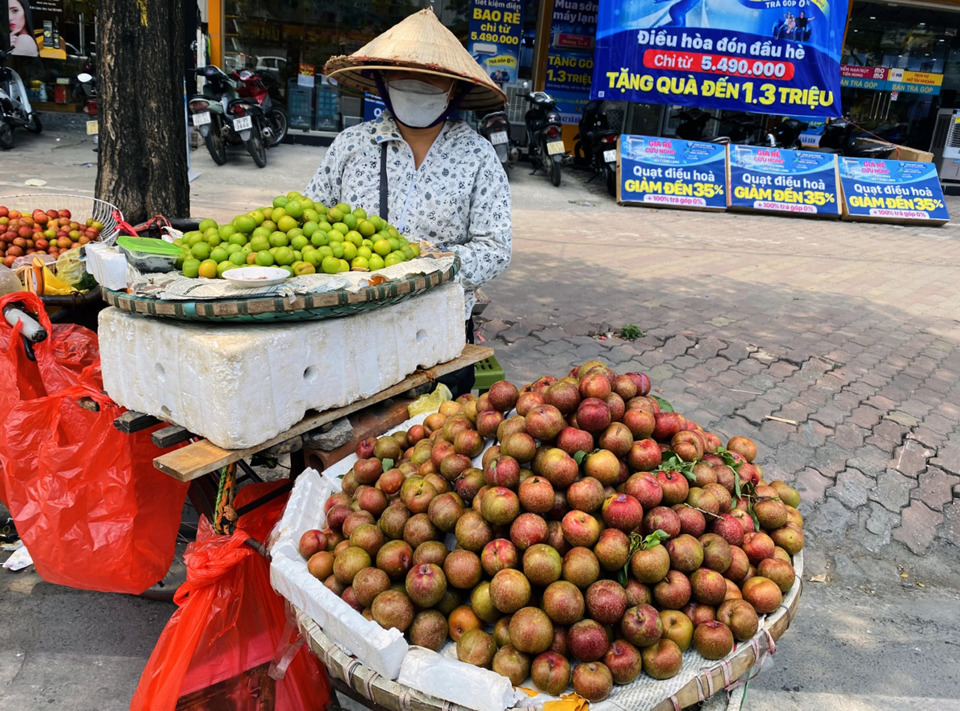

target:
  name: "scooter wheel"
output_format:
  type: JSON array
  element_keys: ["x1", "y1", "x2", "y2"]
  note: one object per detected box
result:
[
  {"x1": 0, "y1": 121, "x2": 13, "y2": 150},
  {"x1": 606, "y1": 167, "x2": 616, "y2": 197},
  {"x1": 26, "y1": 113, "x2": 42, "y2": 134},
  {"x1": 550, "y1": 159, "x2": 561, "y2": 187},
  {"x1": 246, "y1": 130, "x2": 267, "y2": 168}
]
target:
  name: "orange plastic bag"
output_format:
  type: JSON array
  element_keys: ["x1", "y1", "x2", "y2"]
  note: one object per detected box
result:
[
  {"x1": 131, "y1": 482, "x2": 331, "y2": 711},
  {"x1": 0, "y1": 292, "x2": 189, "y2": 593}
]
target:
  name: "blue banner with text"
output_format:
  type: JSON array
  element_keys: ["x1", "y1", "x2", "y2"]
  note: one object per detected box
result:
[{"x1": 591, "y1": 0, "x2": 848, "y2": 117}]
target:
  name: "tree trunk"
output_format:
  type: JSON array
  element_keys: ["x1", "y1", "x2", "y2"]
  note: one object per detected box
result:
[{"x1": 95, "y1": 0, "x2": 189, "y2": 225}]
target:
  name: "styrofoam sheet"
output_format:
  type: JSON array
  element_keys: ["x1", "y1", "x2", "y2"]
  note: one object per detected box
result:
[{"x1": 98, "y1": 282, "x2": 465, "y2": 449}]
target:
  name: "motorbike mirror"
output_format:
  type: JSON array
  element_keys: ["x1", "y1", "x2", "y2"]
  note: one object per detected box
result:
[{"x1": 77, "y1": 72, "x2": 94, "y2": 83}]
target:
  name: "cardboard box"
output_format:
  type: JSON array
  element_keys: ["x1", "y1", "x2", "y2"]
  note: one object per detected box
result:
[{"x1": 855, "y1": 138, "x2": 933, "y2": 163}]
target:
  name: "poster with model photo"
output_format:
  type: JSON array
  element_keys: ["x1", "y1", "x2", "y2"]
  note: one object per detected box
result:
[{"x1": 8, "y1": 0, "x2": 40, "y2": 56}]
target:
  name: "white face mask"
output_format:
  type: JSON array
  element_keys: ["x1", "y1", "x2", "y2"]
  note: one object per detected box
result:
[{"x1": 387, "y1": 79, "x2": 451, "y2": 128}]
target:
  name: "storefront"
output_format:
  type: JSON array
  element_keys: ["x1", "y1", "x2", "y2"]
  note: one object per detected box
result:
[{"x1": 2, "y1": 0, "x2": 97, "y2": 111}]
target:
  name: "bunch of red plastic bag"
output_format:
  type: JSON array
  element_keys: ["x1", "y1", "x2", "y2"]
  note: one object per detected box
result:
[{"x1": 0, "y1": 292, "x2": 189, "y2": 593}]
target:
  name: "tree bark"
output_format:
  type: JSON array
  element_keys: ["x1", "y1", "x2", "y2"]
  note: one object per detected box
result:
[{"x1": 95, "y1": 0, "x2": 190, "y2": 225}]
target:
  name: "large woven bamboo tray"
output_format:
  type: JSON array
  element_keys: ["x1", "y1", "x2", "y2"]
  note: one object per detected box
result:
[
  {"x1": 101, "y1": 260, "x2": 459, "y2": 322},
  {"x1": 296, "y1": 552, "x2": 803, "y2": 711}
]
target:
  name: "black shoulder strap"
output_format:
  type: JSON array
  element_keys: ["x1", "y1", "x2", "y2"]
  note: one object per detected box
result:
[{"x1": 379, "y1": 142, "x2": 389, "y2": 222}]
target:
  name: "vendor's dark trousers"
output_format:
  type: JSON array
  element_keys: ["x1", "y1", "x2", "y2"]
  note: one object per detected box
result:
[{"x1": 437, "y1": 318, "x2": 476, "y2": 398}]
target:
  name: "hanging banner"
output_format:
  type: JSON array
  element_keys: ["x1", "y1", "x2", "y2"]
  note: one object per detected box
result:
[
  {"x1": 618, "y1": 135, "x2": 727, "y2": 210},
  {"x1": 728, "y1": 144, "x2": 840, "y2": 216},
  {"x1": 591, "y1": 0, "x2": 848, "y2": 118},
  {"x1": 545, "y1": 0, "x2": 599, "y2": 124},
  {"x1": 838, "y1": 157, "x2": 950, "y2": 224},
  {"x1": 467, "y1": 0, "x2": 523, "y2": 86}
]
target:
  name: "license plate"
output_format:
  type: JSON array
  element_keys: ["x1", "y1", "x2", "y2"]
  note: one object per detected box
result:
[
  {"x1": 192, "y1": 111, "x2": 211, "y2": 127},
  {"x1": 603, "y1": 149, "x2": 617, "y2": 163},
  {"x1": 546, "y1": 140, "x2": 565, "y2": 155},
  {"x1": 233, "y1": 115, "x2": 253, "y2": 132},
  {"x1": 85, "y1": 120, "x2": 99, "y2": 136},
  {"x1": 490, "y1": 131, "x2": 508, "y2": 145}
]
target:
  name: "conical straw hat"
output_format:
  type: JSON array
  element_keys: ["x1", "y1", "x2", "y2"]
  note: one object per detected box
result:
[{"x1": 323, "y1": 8, "x2": 507, "y2": 112}]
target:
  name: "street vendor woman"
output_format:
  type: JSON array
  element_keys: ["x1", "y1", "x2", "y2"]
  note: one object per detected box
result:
[{"x1": 305, "y1": 8, "x2": 512, "y2": 395}]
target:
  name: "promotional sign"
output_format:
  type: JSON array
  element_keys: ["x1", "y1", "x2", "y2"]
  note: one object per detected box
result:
[
  {"x1": 467, "y1": 0, "x2": 523, "y2": 86},
  {"x1": 838, "y1": 157, "x2": 949, "y2": 224},
  {"x1": 728, "y1": 144, "x2": 840, "y2": 216},
  {"x1": 545, "y1": 0, "x2": 598, "y2": 124},
  {"x1": 839, "y1": 66, "x2": 943, "y2": 95},
  {"x1": 591, "y1": 0, "x2": 848, "y2": 118},
  {"x1": 618, "y1": 135, "x2": 727, "y2": 210},
  {"x1": 6, "y1": 0, "x2": 65, "y2": 58}
]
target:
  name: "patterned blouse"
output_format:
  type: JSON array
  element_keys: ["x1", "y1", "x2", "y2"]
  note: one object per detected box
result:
[{"x1": 305, "y1": 113, "x2": 512, "y2": 318}]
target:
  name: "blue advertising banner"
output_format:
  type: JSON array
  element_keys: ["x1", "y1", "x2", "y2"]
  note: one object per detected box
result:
[
  {"x1": 467, "y1": 0, "x2": 524, "y2": 86},
  {"x1": 838, "y1": 157, "x2": 950, "y2": 223},
  {"x1": 619, "y1": 135, "x2": 727, "y2": 209},
  {"x1": 591, "y1": 0, "x2": 848, "y2": 118},
  {"x1": 728, "y1": 145, "x2": 840, "y2": 215},
  {"x1": 545, "y1": 0, "x2": 599, "y2": 124}
]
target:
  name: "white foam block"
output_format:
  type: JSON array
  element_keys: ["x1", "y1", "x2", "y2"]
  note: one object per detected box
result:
[{"x1": 98, "y1": 282, "x2": 465, "y2": 449}]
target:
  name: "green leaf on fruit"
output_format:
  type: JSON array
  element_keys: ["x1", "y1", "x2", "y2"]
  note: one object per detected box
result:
[
  {"x1": 381, "y1": 458, "x2": 394, "y2": 471},
  {"x1": 651, "y1": 395, "x2": 674, "y2": 412},
  {"x1": 618, "y1": 566, "x2": 629, "y2": 587},
  {"x1": 747, "y1": 501, "x2": 761, "y2": 532},
  {"x1": 655, "y1": 452, "x2": 697, "y2": 481},
  {"x1": 337, "y1": 473, "x2": 345, "y2": 479},
  {"x1": 641, "y1": 529, "x2": 670, "y2": 549},
  {"x1": 717, "y1": 447, "x2": 742, "y2": 473},
  {"x1": 733, "y1": 470, "x2": 742, "y2": 500},
  {"x1": 573, "y1": 450, "x2": 587, "y2": 466}
]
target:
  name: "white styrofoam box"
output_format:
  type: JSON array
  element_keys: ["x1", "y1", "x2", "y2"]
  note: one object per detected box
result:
[
  {"x1": 84, "y1": 242, "x2": 129, "y2": 290},
  {"x1": 270, "y1": 468, "x2": 409, "y2": 680},
  {"x1": 98, "y1": 282, "x2": 465, "y2": 449}
]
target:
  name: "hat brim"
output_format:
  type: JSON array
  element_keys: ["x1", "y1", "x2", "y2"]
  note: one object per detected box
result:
[{"x1": 324, "y1": 59, "x2": 507, "y2": 112}]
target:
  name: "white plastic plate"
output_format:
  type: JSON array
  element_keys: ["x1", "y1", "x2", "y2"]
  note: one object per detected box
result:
[{"x1": 223, "y1": 266, "x2": 288, "y2": 287}]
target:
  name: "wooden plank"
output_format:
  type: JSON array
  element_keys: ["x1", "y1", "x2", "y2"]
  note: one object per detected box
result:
[{"x1": 153, "y1": 344, "x2": 494, "y2": 482}]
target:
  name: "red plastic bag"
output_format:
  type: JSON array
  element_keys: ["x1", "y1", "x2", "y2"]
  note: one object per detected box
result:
[
  {"x1": 0, "y1": 292, "x2": 189, "y2": 593},
  {"x1": 130, "y1": 482, "x2": 331, "y2": 711}
]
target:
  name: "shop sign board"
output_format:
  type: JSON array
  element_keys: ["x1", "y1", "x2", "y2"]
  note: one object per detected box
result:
[
  {"x1": 727, "y1": 144, "x2": 840, "y2": 216},
  {"x1": 591, "y1": 0, "x2": 849, "y2": 118},
  {"x1": 838, "y1": 157, "x2": 949, "y2": 224},
  {"x1": 545, "y1": 0, "x2": 599, "y2": 124},
  {"x1": 839, "y1": 66, "x2": 943, "y2": 95},
  {"x1": 617, "y1": 135, "x2": 727, "y2": 210},
  {"x1": 467, "y1": 0, "x2": 523, "y2": 85}
]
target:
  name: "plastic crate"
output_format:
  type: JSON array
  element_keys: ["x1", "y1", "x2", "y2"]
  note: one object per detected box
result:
[
  {"x1": 473, "y1": 354, "x2": 505, "y2": 394},
  {"x1": 287, "y1": 79, "x2": 314, "y2": 130},
  {"x1": 314, "y1": 85, "x2": 340, "y2": 131}
]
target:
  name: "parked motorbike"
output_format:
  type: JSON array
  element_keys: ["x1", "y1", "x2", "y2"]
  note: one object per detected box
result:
[
  {"x1": 818, "y1": 117, "x2": 896, "y2": 159},
  {"x1": 765, "y1": 117, "x2": 808, "y2": 150},
  {"x1": 673, "y1": 108, "x2": 714, "y2": 141},
  {"x1": 574, "y1": 100, "x2": 619, "y2": 197},
  {"x1": 189, "y1": 64, "x2": 269, "y2": 168},
  {"x1": 524, "y1": 91, "x2": 564, "y2": 186},
  {"x1": 232, "y1": 68, "x2": 287, "y2": 147},
  {"x1": 0, "y1": 48, "x2": 42, "y2": 150},
  {"x1": 478, "y1": 109, "x2": 516, "y2": 175}
]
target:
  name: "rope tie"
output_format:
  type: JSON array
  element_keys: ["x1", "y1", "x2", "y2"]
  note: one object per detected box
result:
[{"x1": 668, "y1": 694, "x2": 682, "y2": 711}]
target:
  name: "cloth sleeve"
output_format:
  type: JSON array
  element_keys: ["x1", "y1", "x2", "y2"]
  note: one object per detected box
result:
[
  {"x1": 449, "y1": 151, "x2": 512, "y2": 293},
  {"x1": 304, "y1": 137, "x2": 344, "y2": 206}
]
